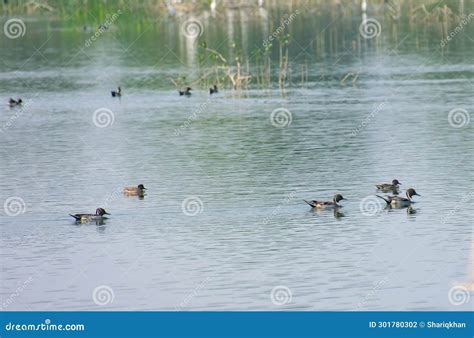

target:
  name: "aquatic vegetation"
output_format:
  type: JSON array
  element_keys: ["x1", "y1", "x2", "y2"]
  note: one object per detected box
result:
[
  {"x1": 199, "y1": 42, "x2": 251, "y2": 91},
  {"x1": 3, "y1": 0, "x2": 472, "y2": 94}
]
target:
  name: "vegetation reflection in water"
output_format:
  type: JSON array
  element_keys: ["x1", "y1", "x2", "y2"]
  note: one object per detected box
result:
[{"x1": 1, "y1": 0, "x2": 473, "y2": 94}]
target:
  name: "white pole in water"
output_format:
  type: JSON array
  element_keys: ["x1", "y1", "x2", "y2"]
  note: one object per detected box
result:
[
  {"x1": 459, "y1": 0, "x2": 465, "y2": 17},
  {"x1": 361, "y1": 0, "x2": 367, "y2": 13},
  {"x1": 210, "y1": 0, "x2": 217, "y2": 13}
]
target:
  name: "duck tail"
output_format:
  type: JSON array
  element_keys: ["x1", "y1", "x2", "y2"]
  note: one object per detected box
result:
[
  {"x1": 376, "y1": 195, "x2": 390, "y2": 204},
  {"x1": 69, "y1": 214, "x2": 80, "y2": 221},
  {"x1": 303, "y1": 199, "x2": 315, "y2": 207}
]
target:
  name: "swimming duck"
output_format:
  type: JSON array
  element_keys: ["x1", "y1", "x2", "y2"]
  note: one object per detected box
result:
[
  {"x1": 8, "y1": 98, "x2": 23, "y2": 107},
  {"x1": 376, "y1": 179, "x2": 401, "y2": 192},
  {"x1": 123, "y1": 184, "x2": 147, "y2": 196},
  {"x1": 69, "y1": 208, "x2": 110, "y2": 222},
  {"x1": 179, "y1": 87, "x2": 192, "y2": 96},
  {"x1": 304, "y1": 194, "x2": 346, "y2": 209},
  {"x1": 210, "y1": 85, "x2": 218, "y2": 95},
  {"x1": 111, "y1": 86, "x2": 122, "y2": 97},
  {"x1": 376, "y1": 188, "x2": 420, "y2": 208}
]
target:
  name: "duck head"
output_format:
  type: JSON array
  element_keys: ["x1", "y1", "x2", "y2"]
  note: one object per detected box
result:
[
  {"x1": 137, "y1": 184, "x2": 147, "y2": 190},
  {"x1": 392, "y1": 179, "x2": 401, "y2": 186},
  {"x1": 333, "y1": 194, "x2": 345, "y2": 205},
  {"x1": 406, "y1": 188, "x2": 420, "y2": 200},
  {"x1": 96, "y1": 208, "x2": 110, "y2": 216}
]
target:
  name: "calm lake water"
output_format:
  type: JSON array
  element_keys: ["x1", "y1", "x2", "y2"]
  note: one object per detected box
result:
[{"x1": 1, "y1": 6, "x2": 473, "y2": 311}]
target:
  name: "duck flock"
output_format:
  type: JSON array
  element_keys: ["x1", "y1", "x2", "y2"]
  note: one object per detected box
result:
[
  {"x1": 7, "y1": 88, "x2": 420, "y2": 223},
  {"x1": 69, "y1": 184, "x2": 147, "y2": 222},
  {"x1": 304, "y1": 179, "x2": 420, "y2": 210},
  {"x1": 66, "y1": 179, "x2": 419, "y2": 222}
]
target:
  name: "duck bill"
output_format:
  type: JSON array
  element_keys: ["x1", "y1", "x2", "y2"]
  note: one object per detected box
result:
[
  {"x1": 104, "y1": 212, "x2": 111, "y2": 215},
  {"x1": 415, "y1": 193, "x2": 421, "y2": 197}
]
